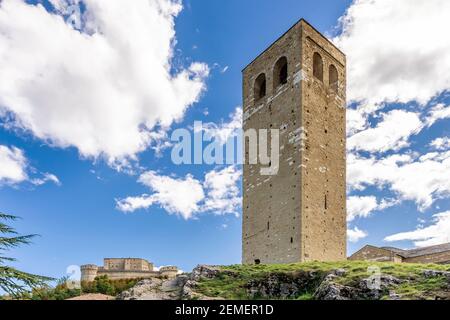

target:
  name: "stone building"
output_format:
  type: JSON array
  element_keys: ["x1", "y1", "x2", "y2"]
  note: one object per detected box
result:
[
  {"x1": 349, "y1": 243, "x2": 450, "y2": 265},
  {"x1": 80, "y1": 258, "x2": 178, "y2": 282},
  {"x1": 242, "y1": 19, "x2": 347, "y2": 264}
]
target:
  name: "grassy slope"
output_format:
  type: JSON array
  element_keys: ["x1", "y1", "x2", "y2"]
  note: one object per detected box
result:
[{"x1": 194, "y1": 261, "x2": 450, "y2": 300}]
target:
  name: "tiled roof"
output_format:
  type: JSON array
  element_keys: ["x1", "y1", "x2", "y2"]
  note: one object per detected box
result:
[{"x1": 381, "y1": 243, "x2": 450, "y2": 258}]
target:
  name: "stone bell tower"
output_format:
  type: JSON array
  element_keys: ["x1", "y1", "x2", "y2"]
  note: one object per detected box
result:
[{"x1": 242, "y1": 19, "x2": 347, "y2": 264}]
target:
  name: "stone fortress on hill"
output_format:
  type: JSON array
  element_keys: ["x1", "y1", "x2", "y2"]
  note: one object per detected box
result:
[{"x1": 81, "y1": 258, "x2": 178, "y2": 282}]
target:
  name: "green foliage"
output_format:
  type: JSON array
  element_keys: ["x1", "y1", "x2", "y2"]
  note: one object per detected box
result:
[
  {"x1": 20, "y1": 275, "x2": 141, "y2": 300},
  {"x1": 81, "y1": 275, "x2": 141, "y2": 297},
  {"x1": 22, "y1": 278, "x2": 82, "y2": 301},
  {"x1": 0, "y1": 212, "x2": 53, "y2": 297},
  {"x1": 296, "y1": 293, "x2": 314, "y2": 300}
]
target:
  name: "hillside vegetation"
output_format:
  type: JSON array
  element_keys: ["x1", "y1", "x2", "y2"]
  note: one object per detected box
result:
[
  {"x1": 4, "y1": 261, "x2": 449, "y2": 300},
  {"x1": 193, "y1": 261, "x2": 450, "y2": 300}
]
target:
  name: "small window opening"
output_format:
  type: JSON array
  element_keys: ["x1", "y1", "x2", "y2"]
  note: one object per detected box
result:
[
  {"x1": 329, "y1": 64, "x2": 338, "y2": 92},
  {"x1": 254, "y1": 73, "x2": 267, "y2": 100},
  {"x1": 313, "y1": 52, "x2": 323, "y2": 81},
  {"x1": 273, "y1": 56, "x2": 288, "y2": 89}
]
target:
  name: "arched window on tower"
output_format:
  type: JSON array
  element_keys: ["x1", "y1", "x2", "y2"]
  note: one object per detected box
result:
[
  {"x1": 254, "y1": 73, "x2": 267, "y2": 101},
  {"x1": 313, "y1": 52, "x2": 323, "y2": 82},
  {"x1": 273, "y1": 56, "x2": 288, "y2": 89},
  {"x1": 329, "y1": 64, "x2": 338, "y2": 92}
]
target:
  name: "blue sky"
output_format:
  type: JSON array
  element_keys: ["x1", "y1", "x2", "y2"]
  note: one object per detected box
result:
[{"x1": 1, "y1": 0, "x2": 450, "y2": 280}]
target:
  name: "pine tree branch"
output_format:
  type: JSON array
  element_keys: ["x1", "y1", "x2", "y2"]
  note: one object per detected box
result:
[
  {"x1": 0, "y1": 212, "x2": 51, "y2": 297},
  {"x1": 0, "y1": 266, "x2": 53, "y2": 297},
  {"x1": 0, "y1": 213, "x2": 19, "y2": 221},
  {"x1": 0, "y1": 234, "x2": 37, "y2": 248},
  {"x1": 0, "y1": 223, "x2": 18, "y2": 235}
]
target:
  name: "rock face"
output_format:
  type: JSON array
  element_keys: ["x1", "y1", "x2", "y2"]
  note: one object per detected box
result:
[
  {"x1": 423, "y1": 270, "x2": 450, "y2": 279},
  {"x1": 117, "y1": 265, "x2": 225, "y2": 301},
  {"x1": 314, "y1": 274, "x2": 352, "y2": 300},
  {"x1": 116, "y1": 265, "x2": 450, "y2": 300},
  {"x1": 118, "y1": 277, "x2": 187, "y2": 300},
  {"x1": 246, "y1": 271, "x2": 324, "y2": 299}
]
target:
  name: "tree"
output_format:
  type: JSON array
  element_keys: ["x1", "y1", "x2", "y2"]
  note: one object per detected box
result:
[{"x1": 0, "y1": 212, "x2": 52, "y2": 297}]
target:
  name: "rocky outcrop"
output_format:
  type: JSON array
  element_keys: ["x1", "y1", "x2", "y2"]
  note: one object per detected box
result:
[
  {"x1": 314, "y1": 274, "x2": 352, "y2": 300},
  {"x1": 116, "y1": 264, "x2": 450, "y2": 300},
  {"x1": 315, "y1": 273, "x2": 404, "y2": 300},
  {"x1": 245, "y1": 270, "x2": 324, "y2": 299},
  {"x1": 117, "y1": 276, "x2": 187, "y2": 300},
  {"x1": 117, "y1": 265, "x2": 228, "y2": 300},
  {"x1": 423, "y1": 270, "x2": 450, "y2": 279}
]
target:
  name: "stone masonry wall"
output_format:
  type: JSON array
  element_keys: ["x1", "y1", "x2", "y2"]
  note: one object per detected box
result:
[
  {"x1": 299, "y1": 21, "x2": 347, "y2": 262},
  {"x1": 242, "y1": 20, "x2": 347, "y2": 264},
  {"x1": 349, "y1": 246, "x2": 402, "y2": 263},
  {"x1": 404, "y1": 251, "x2": 450, "y2": 264}
]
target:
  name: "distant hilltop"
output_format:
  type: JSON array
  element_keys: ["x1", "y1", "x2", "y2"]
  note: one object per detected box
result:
[{"x1": 81, "y1": 258, "x2": 178, "y2": 282}]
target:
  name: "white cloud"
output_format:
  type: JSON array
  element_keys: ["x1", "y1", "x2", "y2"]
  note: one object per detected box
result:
[
  {"x1": 116, "y1": 166, "x2": 242, "y2": 219},
  {"x1": 0, "y1": 0, "x2": 208, "y2": 166},
  {"x1": 201, "y1": 107, "x2": 242, "y2": 144},
  {"x1": 0, "y1": 145, "x2": 28, "y2": 184},
  {"x1": 347, "y1": 227, "x2": 368, "y2": 243},
  {"x1": 430, "y1": 137, "x2": 450, "y2": 151},
  {"x1": 347, "y1": 196, "x2": 399, "y2": 222},
  {"x1": 0, "y1": 144, "x2": 60, "y2": 186},
  {"x1": 116, "y1": 171, "x2": 205, "y2": 220},
  {"x1": 347, "y1": 110, "x2": 423, "y2": 153},
  {"x1": 335, "y1": 0, "x2": 450, "y2": 105},
  {"x1": 346, "y1": 108, "x2": 368, "y2": 136},
  {"x1": 202, "y1": 166, "x2": 242, "y2": 215},
  {"x1": 385, "y1": 211, "x2": 450, "y2": 247},
  {"x1": 31, "y1": 173, "x2": 62, "y2": 186},
  {"x1": 347, "y1": 196, "x2": 378, "y2": 222},
  {"x1": 425, "y1": 104, "x2": 450, "y2": 127},
  {"x1": 348, "y1": 151, "x2": 450, "y2": 211}
]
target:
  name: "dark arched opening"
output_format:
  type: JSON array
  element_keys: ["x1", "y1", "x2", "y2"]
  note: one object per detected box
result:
[
  {"x1": 329, "y1": 64, "x2": 338, "y2": 92},
  {"x1": 273, "y1": 56, "x2": 288, "y2": 89},
  {"x1": 254, "y1": 73, "x2": 266, "y2": 100},
  {"x1": 313, "y1": 52, "x2": 323, "y2": 82}
]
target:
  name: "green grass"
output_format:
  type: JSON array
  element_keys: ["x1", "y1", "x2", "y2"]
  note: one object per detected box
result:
[{"x1": 193, "y1": 261, "x2": 450, "y2": 300}]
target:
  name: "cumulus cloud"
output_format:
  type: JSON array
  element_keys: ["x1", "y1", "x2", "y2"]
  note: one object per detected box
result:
[
  {"x1": 116, "y1": 171, "x2": 205, "y2": 220},
  {"x1": 335, "y1": 0, "x2": 450, "y2": 105},
  {"x1": 200, "y1": 107, "x2": 242, "y2": 144},
  {"x1": 0, "y1": 144, "x2": 60, "y2": 186},
  {"x1": 340, "y1": 1, "x2": 450, "y2": 228},
  {"x1": 348, "y1": 151, "x2": 450, "y2": 211},
  {"x1": 346, "y1": 108, "x2": 368, "y2": 136},
  {"x1": 0, "y1": 0, "x2": 208, "y2": 166},
  {"x1": 347, "y1": 196, "x2": 399, "y2": 222},
  {"x1": 0, "y1": 145, "x2": 28, "y2": 184},
  {"x1": 425, "y1": 103, "x2": 450, "y2": 127},
  {"x1": 347, "y1": 196, "x2": 378, "y2": 222},
  {"x1": 203, "y1": 166, "x2": 242, "y2": 215},
  {"x1": 116, "y1": 166, "x2": 242, "y2": 219},
  {"x1": 347, "y1": 227, "x2": 368, "y2": 243},
  {"x1": 347, "y1": 110, "x2": 423, "y2": 153},
  {"x1": 385, "y1": 211, "x2": 450, "y2": 247},
  {"x1": 430, "y1": 137, "x2": 450, "y2": 151}
]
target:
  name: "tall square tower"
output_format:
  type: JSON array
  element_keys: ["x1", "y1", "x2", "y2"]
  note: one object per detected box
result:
[{"x1": 242, "y1": 19, "x2": 347, "y2": 264}]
